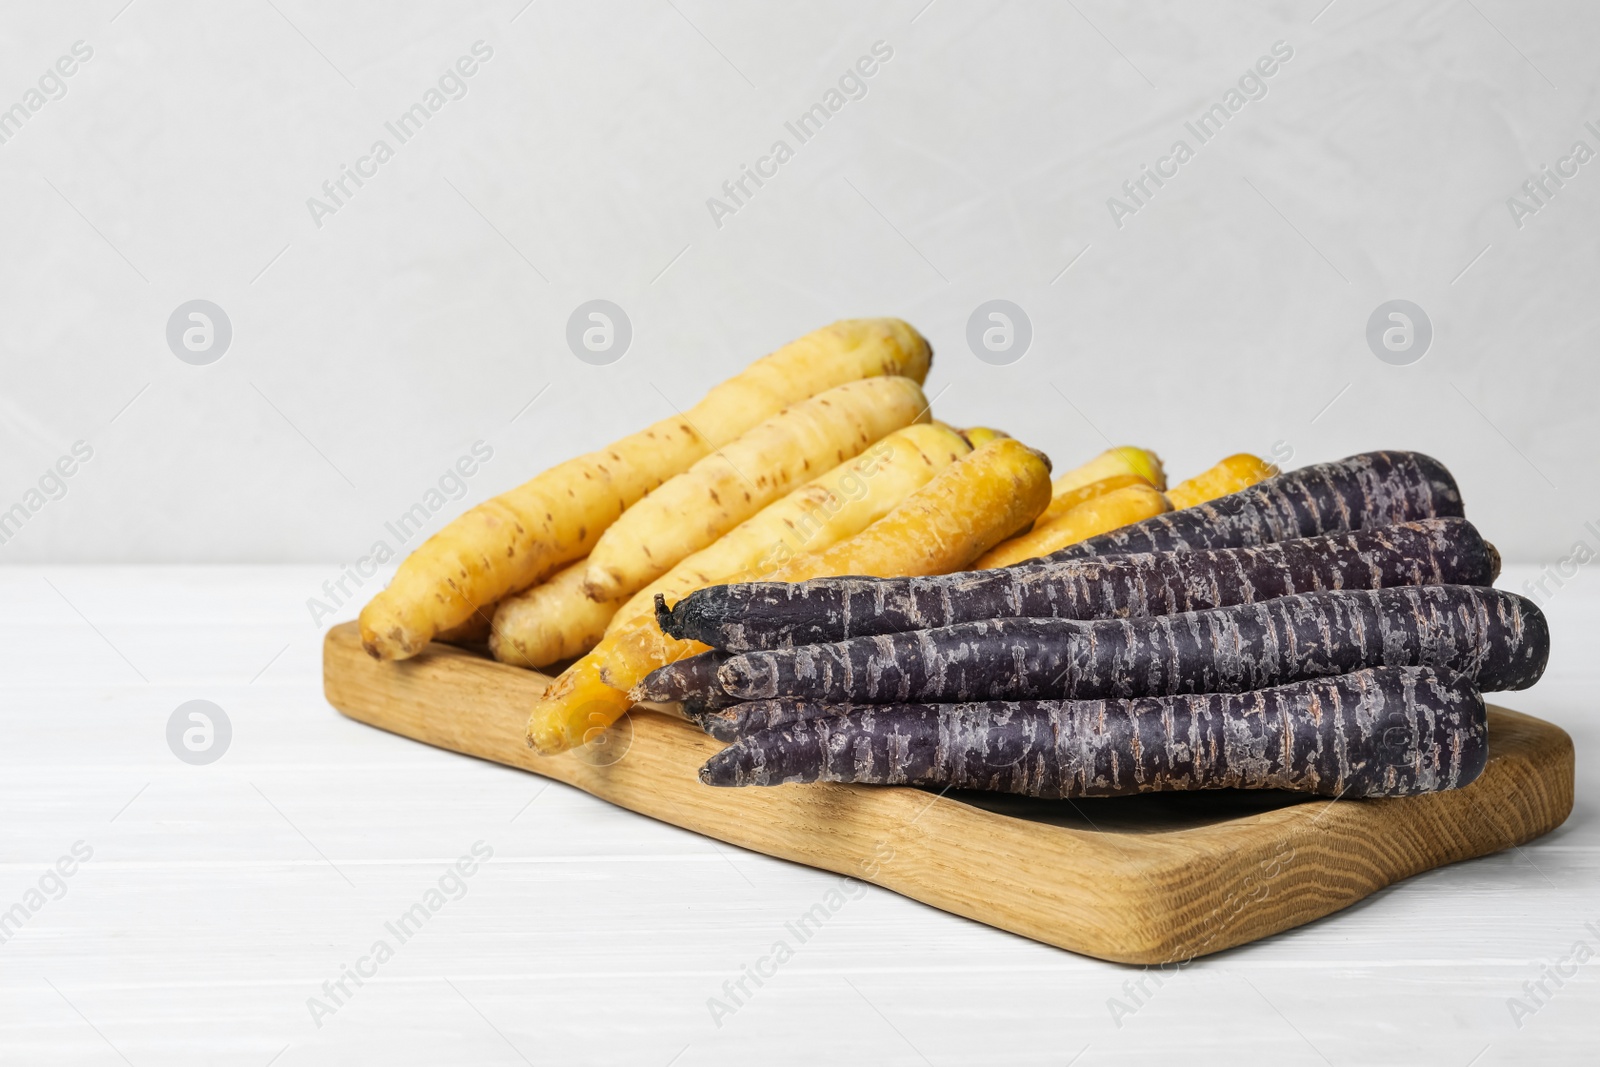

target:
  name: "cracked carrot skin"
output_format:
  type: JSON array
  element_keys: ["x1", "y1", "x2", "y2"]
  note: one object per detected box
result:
[
  {"x1": 714, "y1": 585, "x2": 1550, "y2": 705},
  {"x1": 528, "y1": 436, "x2": 1053, "y2": 754},
  {"x1": 357, "y1": 317, "x2": 931, "y2": 660},
  {"x1": 630, "y1": 646, "x2": 732, "y2": 703},
  {"x1": 580, "y1": 376, "x2": 931, "y2": 602},
  {"x1": 697, "y1": 699, "x2": 854, "y2": 742},
  {"x1": 637, "y1": 650, "x2": 733, "y2": 703},
  {"x1": 658, "y1": 517, "x2": 1498, "y2": 653},
  {"x1": 681, "y1": 689, "x2": 741, "y2": 717},
  {"x1": 700, "y1": 667, "x2": 1488, "y2": 799}
]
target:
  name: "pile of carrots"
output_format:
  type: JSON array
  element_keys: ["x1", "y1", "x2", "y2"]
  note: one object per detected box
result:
[
  {"x1": 645, "y1": 454, "x2": 1549, "y2": 798},
  {"x1": 356, "y1": 318, "x2": 1551, "y2": 802}
]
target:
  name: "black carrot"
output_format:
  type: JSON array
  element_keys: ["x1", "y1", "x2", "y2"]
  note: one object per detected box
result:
[
  {"x1": 700, "y1": 667, "x2": 1487, "y2": 799},
  {"x1": 637, "y1": 650, "x2": 732, "y2": 703},
  {"x1": 680, "y1": 689, "x2": 742, "y2": 718},
  {"x1": 714, "y1": 585, "x2": 1548, "y2": 704},
  {"x1": 697, "y1": 699, "x2": 844, "y2": 743},
  {"x1": 1036, "y1": 450, "x2": 1462, "y2": 564},
  {"x1": 660, "y1": 518, "x2": 1495, "y2": 652}
]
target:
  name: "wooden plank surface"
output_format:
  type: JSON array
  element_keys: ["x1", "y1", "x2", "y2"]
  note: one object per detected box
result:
[{"x1": 323, "y1": 621, "x2": 1575, "y2": 964}]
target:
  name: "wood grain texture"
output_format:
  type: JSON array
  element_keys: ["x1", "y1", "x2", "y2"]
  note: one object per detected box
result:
[{"x1": 322, "y1": 621, "x2": 1574, "y2": 965}]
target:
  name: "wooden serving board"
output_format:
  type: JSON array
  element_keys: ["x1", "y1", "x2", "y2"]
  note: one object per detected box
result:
[{"x1": 323, "y1": 621, "x2": 1574, "y2": 964}]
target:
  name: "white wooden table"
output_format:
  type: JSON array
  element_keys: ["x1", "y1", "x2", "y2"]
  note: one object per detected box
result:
[{"x1": 2, "y1": 565, "x2": 1592, "y2": 1065}]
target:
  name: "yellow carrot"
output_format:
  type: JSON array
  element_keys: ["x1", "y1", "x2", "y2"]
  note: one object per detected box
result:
[
  {"x1": 1049, "y1": 445, "x2": 1165, "y2": 497},
  {"x1": 358, "y1": 317, "x2": 930, "y2": 660},
  {"x1": 1035, "y1": 471, "x2": 1152, "y2": 526},
  {"x1": 525, "y1": 438, "x2": 1053, "y2": 754},
  {"x1": 489, "y1": 559, "x2": 623, "y2": 669},
  {"x1": 580, "y1": 376, "x2": 930, "y2": 601},
  {"x1": 493, "y1": 424, "x2": 970, "y2": 672},
  {"x1": 1166, "y1": 453, "x2": 1278, "y2": 510},
  {"x1": 958, "y1": 426, "x2": 1010, "y2": 449},
  {"x1": 605, "y1": 423, "x2": 971, "y2": 633},
  {"x1": 760, "y1": 437, "x2": 1051, "y2": 584},
  {"x1": 974, "y1": 483, "x2": 1170, "y2": 568}
]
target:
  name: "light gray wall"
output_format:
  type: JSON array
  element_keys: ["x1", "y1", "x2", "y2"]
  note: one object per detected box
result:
[{"x1": 1, "y1": 0, "x2": 1596, "y2": 564}]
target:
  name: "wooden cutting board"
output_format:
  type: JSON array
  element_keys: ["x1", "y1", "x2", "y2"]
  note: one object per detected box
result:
[{"x1": 322, "y1": 621, "x2": 1574, "y2": 964}]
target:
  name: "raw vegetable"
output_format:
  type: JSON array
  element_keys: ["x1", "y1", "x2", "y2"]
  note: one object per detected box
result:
[
  {"x1": 581, "y1": 375, "x2": 931, "y2": 600},
  {"x1": 492, "y1": 424, "x2": 970, "y2": 668},
  {"x1": 632, "y1": 649, "x2": 732, "y2": 702},
  {"x1": 974, "y1": 483, "x2": 1170, "y2": 568},
  {"x1": 1034, "y1": 472, "x2": 1152, "y2": 526},
  {"x1": 1046, "y1": 445, "x2": 1167, "y2": 503},
  {"x1": 359, "y1": 317, "x2": 930, "y2": 659},
  {"x1": 748, "y1": 436, "x2": 1052, "y2": 583},
  {"x1": 526, "y1": 437, "x2": 1054, "y2": 754},
  {"x1": 659, "y1": 517, "x2": 1497, "y2": 652},
  {"x1": 489, "y1": 559, "x2": 622, "y2": 668},
  {"x1": 1165, "y1": 453, "x2": 1277, "y2": 510},
  {"x1": 682, "y1": 688, "x2": 742, "y2": 718},
  {"x1": 714, "y1": 585, "x2": 1548, "y2": 704},
  {"x1": 958, "y1": 427, "x2": 1010, "y2": 449},
  {"x1": 700, "y1": 666, "x2": 1488, "y2": 799},
  {"x1": 1037, "y1": 450, "x2": 1461, "y2": 564},
  {"x1": 605, "y1": 423, "x2": 971, "y2": 632},
  {"x1": 698, "y1": 699, "x2": 845, "y2": 742}
]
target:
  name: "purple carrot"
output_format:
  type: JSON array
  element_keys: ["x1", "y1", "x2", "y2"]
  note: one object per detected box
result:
[
  {"x1": 1036, "y1": 450, "x2": 1462, "y2": 564},
  {"x1": 697, "y1": 699, "x2": 846, "y2": 743},
  {"x1": 660, "y1": 517, "x2": 1495, "y2": 652},
  {"x1": 680, "y1": 689, "x2": 741, "y2": 718},
  {"x1": 635, "y1": 650, "x2": 733, "y2": 703},
  {"x1": 715, "y1": 585, "x2": 1548, "y2": 704},
  {"x1": 700, "y1": 667, "x2": 1487, "y2": 799}
]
